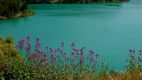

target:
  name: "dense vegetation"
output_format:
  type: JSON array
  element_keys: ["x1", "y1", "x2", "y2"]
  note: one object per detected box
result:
[
  {"x1": 0, "y1": 36, "x2": 142, "y2": 80},
  {"x1": 26, "y1": 0, "x2": 129, "y2": 4},
  {"x1": 0, "y1": 0, "x2": 34, "y2": 19},
  {"x1": 0, "y1": 0, "x2": 128, "y2": 19},
  {"x1": 0, "y1": 36, "x2": 20, "y2": 60}
]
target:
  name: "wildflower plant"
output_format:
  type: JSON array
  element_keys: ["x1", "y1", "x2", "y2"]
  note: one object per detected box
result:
[
  {"x1": 126, "y1": 48, "x2": 142, "y2": 71},
  {"x1": 1, "y1": 36, "x2": 142, "y2": 80},
  {"x1": 15, "y1": 36, "x2": 100, "y2": 79}
]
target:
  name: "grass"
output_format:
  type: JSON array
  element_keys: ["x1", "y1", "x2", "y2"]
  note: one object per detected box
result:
[{"x1": 0, "y1": 36, "x2": 142, "y2": 80}]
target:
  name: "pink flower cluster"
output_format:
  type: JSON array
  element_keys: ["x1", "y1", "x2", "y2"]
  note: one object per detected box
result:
[
  {"x1": 16, "y1": 36, "x2": 100, "y2": 72},
  {"x1": 127, "y1": 48, "x2": 142, "y2": 65}
]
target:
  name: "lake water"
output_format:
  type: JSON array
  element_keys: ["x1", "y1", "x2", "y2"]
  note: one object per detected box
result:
[{"x1": 0, "y1": 2, "x2": 142, "y2": 70}]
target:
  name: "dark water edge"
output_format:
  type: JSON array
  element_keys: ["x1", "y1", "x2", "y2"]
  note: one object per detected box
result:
[{"x1": 26, "y1": 0, "x2": 129, "y2": 4}]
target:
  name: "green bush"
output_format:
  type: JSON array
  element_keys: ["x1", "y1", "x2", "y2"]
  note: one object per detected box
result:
[
  {"x1": 0, "y1": 0, "x2": 27, "y2": 17},
  {"x1": 0, "y1": 36, "x2": 20, "y2": 61}
]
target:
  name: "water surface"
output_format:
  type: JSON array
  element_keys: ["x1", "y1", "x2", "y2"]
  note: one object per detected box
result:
[{"x1": 0, "y1": 2, "x2": 142, "y2": 70}]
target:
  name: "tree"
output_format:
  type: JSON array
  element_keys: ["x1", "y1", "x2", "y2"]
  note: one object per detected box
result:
[{"x1": 0, "y1": 0, "x2": 28, "y2": 17}]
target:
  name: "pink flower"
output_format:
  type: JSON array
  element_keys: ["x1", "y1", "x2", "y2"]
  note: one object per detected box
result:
[
  {"x1": 17, "y1": 39, "x2": 26, "y2": 49},
  {"x1": 26, "y1": 42, "x2": 31, "y2": 51},
  {"x1": 25, "y1": 46, "x2": 31, "y2": 52},
  {"x1": 93, "y1": 60, "x2": 97, "y2": 64},
  {"x1": 51, "y1": 53, "x2": 55, "y2": 58},
  {"x1": 36, "y1": 48, "x2": 41, "y2": 53},
  {"x1": 130, "y1": 55, "x2": 135, "y2": 60},
  {"x1": 52, "y1": 58, "x2": 56, "y2": 63},
  {"x1": 43, "y1": 54, "x2": 47, "y2": 57},
  {"x1": 71, "y1": 52, "x2": 75, "y2": 55},
  {"x1": 89, "y1": 50, "x2": 94, "y2": 54},
  {"x1": 40, "y1": 58, "x2": 48, "y2": 63},
  {"x1": 50, "y1": 48, "x2": 54, "y2": 53},
  {"x1": 60, "y1": 50, "x2": 63, "y2": 53},
  {"x1": 129, "y1": 48, "x2": 135, "y2": 53},
  {"x1": 80, "y1": 47, "x2": 85, "y2": 53},
  {"x1": 80, "y1": 57, "x2": 85, "y2": 63},
  {"x1": 30, "y1": 53, "x2": 36, "y2": 57},
  {"x1": 40, "y1": 52, "x2": 47, "y2": 57},
  {"x1": 18, "y1": 39, "x2": 25, "y2": 44},
  {"x1": 51, "y1": 53, "x2": 56, "y2": 63},
  {"x1": 139, "y1": 50, "x2": 142, "y2": 54},
  {"x1": 36, "y1": 38, "x2": 40, "y2": 42},
  {"x1": 35, "y1": 38, "x2": 40, "y2": 46},
  {"x1": 26, "y1": 36, "x2": 30, "y2": 40},
  {"x1": 76, "y1": 51, "x2": 80, "y2": 55},
  {"x1": 57, "y1": 48, "x2": 61, "y2": 51},
  {"x1": 73, "y1": 48, "x2": 77, "y2": 51},
  {"x1": 90, "y1": 58, "x2": 94, "y2": 61}
]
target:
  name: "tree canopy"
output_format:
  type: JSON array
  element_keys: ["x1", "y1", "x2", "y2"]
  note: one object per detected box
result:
[{"x1": 0, "y1": 0, "x2": 27, "y2": 17}]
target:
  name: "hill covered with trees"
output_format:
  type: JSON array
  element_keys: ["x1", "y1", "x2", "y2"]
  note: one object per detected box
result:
[{"x1": 0, "y1": 0, "x2": 34, "y2": 19}]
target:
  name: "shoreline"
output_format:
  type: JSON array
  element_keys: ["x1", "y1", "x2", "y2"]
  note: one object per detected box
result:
[
  {"x1": 0, "y1": 9, "x2": 35, "y2": 20},
  {"x1": 26, "y1": 0, "x2": 129, "y2": 4},
  {"x1": 27, "y1": 1, "x2": 128, "y2": 4}
]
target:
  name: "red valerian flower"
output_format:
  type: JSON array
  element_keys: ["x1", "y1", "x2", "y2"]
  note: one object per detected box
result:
[
  {"x1": 40, "y1": 58, "x2": 48, "y2": 63},
  {"x1": 26, "y1": 36, "x2": 30, "y2": 40},
  {"x1": 30, "y1": 53, "x2": 36, "y2": 58},
  {"x1": 80, "y1": 57, "x2": 85, "y2": 63},
  {"x1": 89, "y1": 50, "x2": 94, "y2": 54},
  {"x1": 139, "y1": 50, "x2": 142, "y2": 55}
]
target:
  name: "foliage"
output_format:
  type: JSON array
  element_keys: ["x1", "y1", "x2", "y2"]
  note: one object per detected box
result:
[
  {"x1": 0, "y1": 0, "x2": 35, "y2": 19},
  {"x1": 0, "y1": 36, "x2": 142, "y2": 80},
  {"x1": 0, "y1": 0, "x2": 27, "y2": 17},
  {"x1": 14, "y1": 36, "x2": 100, "y2": 79},
  {"x1": 0, "y1": 36, "x2": 20, "y2": 62},
  {"x1": 0, "y1": 36, "x2": 23, "y2": 80},
  {"x1": 126, "y1": 49, "x2": 142, "y2": 72}
]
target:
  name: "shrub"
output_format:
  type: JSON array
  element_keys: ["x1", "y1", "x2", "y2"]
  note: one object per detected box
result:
[
  {"x1": 0, "y1": 36, "x2": 20, "y2": 61},
  {"x1": 14, "y1": 36, "x2": 100, "y2": 79},
  {"x1": 0, "y1": 0, "x2": 27, "y2": 17},
  {"x1": 0, "y1": 36, "x2": 23, "y2": 80}
]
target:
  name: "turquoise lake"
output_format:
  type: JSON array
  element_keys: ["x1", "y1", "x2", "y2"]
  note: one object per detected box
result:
[{"x1": 0, "y1": 2, "x2": 142, "y2": 70}]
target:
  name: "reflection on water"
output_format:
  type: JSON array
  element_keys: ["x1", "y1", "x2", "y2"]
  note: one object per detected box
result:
[{"x1": 0, "y1": 2, "x2": 142, "y2": 70}]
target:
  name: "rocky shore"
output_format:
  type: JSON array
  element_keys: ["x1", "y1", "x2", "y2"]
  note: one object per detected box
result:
[{"x1": 0, "y1": 9, "x2": 35, "y2": 20}]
